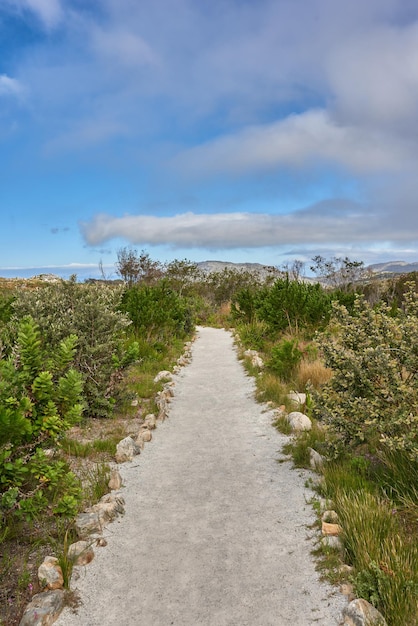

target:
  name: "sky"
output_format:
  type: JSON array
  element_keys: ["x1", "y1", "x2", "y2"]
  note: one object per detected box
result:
[{"x1": 1, "y1": 0, "x2": 418, "y2": 279}]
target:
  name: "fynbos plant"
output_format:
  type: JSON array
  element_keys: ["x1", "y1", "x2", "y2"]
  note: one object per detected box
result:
[
  {"x1": 0, "y1": 317, "x2": 83, "y2": 522},
  {"x1": 312, "y1": 288, "x2": 418, "y2": 460}
]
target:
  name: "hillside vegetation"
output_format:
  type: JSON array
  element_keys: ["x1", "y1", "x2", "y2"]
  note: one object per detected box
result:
[{"x1": 0, "y1": 252, "x2": 417, "y2": 625}]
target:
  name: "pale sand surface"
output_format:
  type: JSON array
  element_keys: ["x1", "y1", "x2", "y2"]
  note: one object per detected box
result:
[{"x1": 56, "y1": 326, "x2": 346, "y2": 626}]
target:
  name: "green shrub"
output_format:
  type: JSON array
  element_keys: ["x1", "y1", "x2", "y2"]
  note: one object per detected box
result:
[
  {"x1": 120, "y1": 281, "x2": 193, "y2": 341},
  {"x1": 232, "y1": 277, "x2": 332, "y2": 334},
  {"x1": 268, "y1": 338, "x2": 302, "y2": 382},
  {"x1": 312, "y1": 290, "x2": 418, "y2": 460},
  {"x1": 0, "y1": 317, "x2": 83, "y2": 523}
]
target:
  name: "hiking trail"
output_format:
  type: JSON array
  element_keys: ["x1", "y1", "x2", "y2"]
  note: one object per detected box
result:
[{"x1": 56, "y1": 326, "x2": 345, "y2": 626}]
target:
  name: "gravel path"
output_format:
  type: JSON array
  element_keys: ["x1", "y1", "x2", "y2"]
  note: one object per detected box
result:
[{"x1": 56, "y1": 327, "x2": 346, "y2": 626}]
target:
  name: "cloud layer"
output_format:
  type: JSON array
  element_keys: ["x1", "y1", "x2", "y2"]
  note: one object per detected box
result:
[{"x1": 80, "y1": 202, "x2": 400, "y2": 251}]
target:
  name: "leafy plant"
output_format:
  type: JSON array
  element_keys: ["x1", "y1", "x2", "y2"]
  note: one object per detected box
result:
[
  {"x1": 312, "y1": 289, "x2": 418, "y2": 459},
  {"x1": 0, "y1": 317, "x2": 83, "y2": 523}
]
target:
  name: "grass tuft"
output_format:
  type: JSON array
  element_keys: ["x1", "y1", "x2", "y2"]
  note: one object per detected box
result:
[
  {"x1": 255, "y1": 373, "x2": 288, "y2": 406},
  {"x1": 295, "y1": 358, "x2": 332, "y2": 389}
]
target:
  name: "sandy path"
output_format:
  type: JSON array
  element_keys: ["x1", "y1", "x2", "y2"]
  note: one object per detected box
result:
[{"x1": 56, "y1": 327, "x2": 345, "y2": 626}]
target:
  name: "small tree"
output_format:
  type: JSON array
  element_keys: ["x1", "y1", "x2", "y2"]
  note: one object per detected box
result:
[
  {"x1": 116, "y1": 248, "x2": 164, "y2": 286},
  {"x1": 165, "y1": 259, "x2": 202, "y2": 295},
  {"x1": 116, "y1": 247, "x2": 141, "y2": 287},
  {"x1": 310, "y1": 255, "x2": 365, "y2": 291}
]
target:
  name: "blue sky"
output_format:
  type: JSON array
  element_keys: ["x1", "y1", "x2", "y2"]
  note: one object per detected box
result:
[{"x1": 1, "y1": 0, "x2": 418, "y2": 279}]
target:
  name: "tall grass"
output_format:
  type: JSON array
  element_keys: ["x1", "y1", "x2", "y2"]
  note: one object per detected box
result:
[
  {"x1": 255, "y1": 372, "x2": 288, "y2": 406},
  {"x1": 334, "y1": 491, "x2": 418, "y2": 626},
  {"x1": 295, "y1": 358, "x2": 332, "y2": 389}
]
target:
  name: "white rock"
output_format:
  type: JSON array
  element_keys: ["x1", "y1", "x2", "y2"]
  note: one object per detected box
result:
[
  {"x1": 67, "y1": 540, "x2": 95, "y2": 566},
  {"x1": 38, "y1": 557, "x2": 64, "y2": 590},
  {"x1": 136, "y1": 430, "x2": 152, "y2": 446},
  {"x1": 309, "y1": 447, "x2": 324, "y2": 470},
  {"x1": 287, "y1": 391, "x2": 307, "y2": 407},
  {"x1": 108, "y1": 469, "x2": 123, "y2": 490},
  {"x1": 321, "y1": 535, "x2": 343, "y2": 551},
  {"x1": 115, "y1": 436, "x2": 141, "y2": 463},
  {"x1": 153, "y1": 370, "x2": 172, "y2": 383},
  {"x1": 75, "y1": 511, "x2": 104, "y2": 537},
  {"x1": 343, "y1": 598, "x2": 388, "y2": 626},
  {"x1": 91, "y1": 493, "x2": 125, "y2": 521},
  {"x1": 143, "y1": 414, "x2": 157, "y2": 429},
  {"x1": 251, "y1": 355, "x2": 264, "y2": 368},
  {"x1": 287, "y1": 411, "x2": 312, "y2": 431},
  {"x1": 321, "y1": 510, "x2": 339, "y2": 523}
]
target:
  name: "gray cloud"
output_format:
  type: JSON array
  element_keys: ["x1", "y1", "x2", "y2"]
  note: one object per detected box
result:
[{"x1": 80, "y1": 201, "x2": 416, "y2": 250}]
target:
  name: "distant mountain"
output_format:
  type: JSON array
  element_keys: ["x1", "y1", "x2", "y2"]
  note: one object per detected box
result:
[
  {"x1": 368, "y1": 261, "x2": 418, "y2": 275},
  {"x1": 197, "y1": 260, "x2": 280, "y2": 279}
]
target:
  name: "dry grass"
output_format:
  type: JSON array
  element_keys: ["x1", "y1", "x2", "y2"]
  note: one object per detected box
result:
[{"x1": 296, "y1": 358, "x2": 332, "y2": 389}]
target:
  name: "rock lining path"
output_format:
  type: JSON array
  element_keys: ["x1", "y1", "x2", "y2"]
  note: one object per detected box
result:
[{"x1": 56, "y1": 327, "x2": 346, "y2": 625}]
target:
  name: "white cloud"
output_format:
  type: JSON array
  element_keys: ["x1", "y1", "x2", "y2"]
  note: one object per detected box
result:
[
  {"x1": 80, "y1": 206, "x2": 396, "y2": 250},
  {"x1": 172, "y1": 109, "x2": 416, "y2": 178},
  {"x1": 0, "y1": 74, "x2": 24, "y2": 97}
]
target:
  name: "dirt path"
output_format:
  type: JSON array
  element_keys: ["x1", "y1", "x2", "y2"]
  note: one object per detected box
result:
[{"x1": 56, "y1": 327, "x2": 346, "y2": 626}]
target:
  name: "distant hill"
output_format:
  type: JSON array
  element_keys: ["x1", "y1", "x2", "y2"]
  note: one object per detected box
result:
[
  {"x1": 196, "y1": 259, "x2": 418, "y2": 281},
  {"x1": 368, "y1": 261, "x2": 418, "y2": 275},
  {"x1": 196, "y1": 260, "x2": 280, "y2": 280}
]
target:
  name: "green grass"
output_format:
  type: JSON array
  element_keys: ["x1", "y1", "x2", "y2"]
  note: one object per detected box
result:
[
  {"x1": 281, "y1": 421, "x2": 327, "y2": 468},
  {"x1": 59, "y1": 438, "x2": 93, "y2": 458},
  {"x1": 335, "y1": 491, "x2": 418, "y2": 626},
  {"x1": 254, "y1": 372, "x2": 288, "y2": 405},
  {"x1": 272, "y1": 414, "x2": 292, "y2": 435},
  {"x1": 80, "y1": 463, "x2": 111, "y2": 508},
  {"x1": 92, "y1": 439, "x2": 116, "y2": 455},
  {"x1": 235, "y1": 320, "x2": 269, "y2": 351},
  {"x1": 319, "y1": 458, "x2": 376, "y2": 499}
]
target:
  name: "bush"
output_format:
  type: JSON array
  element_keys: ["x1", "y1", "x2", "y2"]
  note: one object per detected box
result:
[
  {"x1": 120, "y1": 281, "x2": 194, "y2": 340},
  {"x1": 11, "y1": 279, "x2": 130, "y2": 417},
  {"x1": 0, "y1": 317, "x2": 83, "y2": 523},
  {"x1": 232, "y1": 277, "x2": 332, "y2": 333},
  {"x1": 312, "y1": 289, "x2": 418, "y2": 460},
  {"x1": 268, "y1": 338, "x2": 302, "y2": 382}
]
